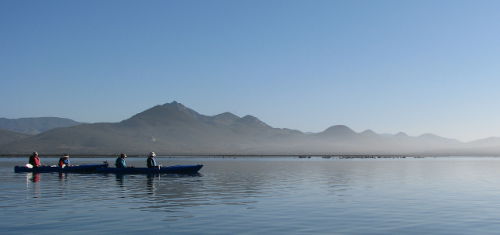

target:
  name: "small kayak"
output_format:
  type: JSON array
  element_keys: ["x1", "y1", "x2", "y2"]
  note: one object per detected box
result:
[
  {"x1": 14, "y1": 164, "x2": 109, "y2": 173},
  {"x1": 95, "y1": 164, "x2": 203, "y2": 174}
]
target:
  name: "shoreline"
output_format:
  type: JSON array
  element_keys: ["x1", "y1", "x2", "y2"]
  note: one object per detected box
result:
[{"x1": 1, "y1": 154, "x2": 500, "y2": 158}]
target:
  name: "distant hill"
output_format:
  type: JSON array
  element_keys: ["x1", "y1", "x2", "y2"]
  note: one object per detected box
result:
[
  {"x1": 0, "y1": 101, "x2": 497, "y2": 155},
  {"x1": 0, "y1": 102, "x2": 302, "y2": 154},
  {"x1": 0, "y1": 117, "x2": 81, "y2": 135},
  {"x1": 0, "y1": 129, "x2": 30, "y2": 146}
]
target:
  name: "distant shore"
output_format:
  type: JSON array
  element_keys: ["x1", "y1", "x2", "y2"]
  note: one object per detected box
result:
[{"x1": 1, "y1": 154, "x2": 499, "y2": 158}]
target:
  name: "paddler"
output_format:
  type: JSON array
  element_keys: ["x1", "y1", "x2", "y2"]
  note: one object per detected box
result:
[
  {"x1": 146, "y1": 152, "x2": 159, "y2": 168},
  {"x1": 115, "y1": 153, "x2": 127, "y2": 168},
  {"x1": 58, "y1": 154, "x2": 70, "y2": 167},
  {"x1": 28, "y1": 151, "x2": 41, "y2": 167}
]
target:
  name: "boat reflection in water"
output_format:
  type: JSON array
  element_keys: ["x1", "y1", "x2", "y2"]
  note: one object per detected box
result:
[
  {"x1": 25, "y1": 173, "x2": 42, "y2": 199},
  {"x1": 106, "y1": 169, "x2": 265, "y2": 218},
  {"x1": 28, "y1": 173, "x2": 41, "y2": 183},
  {"x1": 16, "y1": 159, "x2": 283, "y2": 222}
]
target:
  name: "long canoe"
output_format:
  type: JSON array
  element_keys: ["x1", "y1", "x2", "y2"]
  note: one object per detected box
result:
[
  {"x1": 95, "y1": 164, "x2": 203, "y2": 174},
  {"x1": 14, "y1": 164, "x2": 109, "y2": 173}
]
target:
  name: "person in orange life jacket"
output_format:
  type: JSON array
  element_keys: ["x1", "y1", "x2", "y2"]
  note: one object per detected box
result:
[
  {"x1": 28, "y1": 151, "x2": 41, "y2": 167},
  {"x1": 59, "y1": 154, "x2": 70, "y2": 167}
]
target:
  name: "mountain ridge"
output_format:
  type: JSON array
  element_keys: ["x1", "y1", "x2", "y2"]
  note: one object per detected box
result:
[
  {"x1": 0, "y1": 101, "x2": 497, "y2": 155},
  {"x1": 0, "y1": 117, "x2": 81, "y2": 135},
  {"x1": 0, "y1": 129, "x2": 31, "y2": 146}
]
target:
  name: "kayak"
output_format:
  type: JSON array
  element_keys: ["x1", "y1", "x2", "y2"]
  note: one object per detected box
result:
[
  {"x1": 14, "y1": 163, "x2": 203, "y2": 174},
  {"x1": 95, "y1": 164, "x2": 203, "y2": 174},
  {"x1": 14, "y1": 164, "x2": 109, "y2": 173}
]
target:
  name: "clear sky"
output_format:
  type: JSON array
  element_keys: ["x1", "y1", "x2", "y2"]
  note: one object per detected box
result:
[{"x1": 2, "y1": 0, "x2": 500, "y2": 141}]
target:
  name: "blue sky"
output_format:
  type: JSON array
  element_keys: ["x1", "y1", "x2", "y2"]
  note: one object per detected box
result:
[{"x1": 2, "y1": 0, "x2": 500, "y2": 141}]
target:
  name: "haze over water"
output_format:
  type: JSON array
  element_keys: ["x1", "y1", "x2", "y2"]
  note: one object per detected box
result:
[{"x1": 2, "y1": 157, "x2": 500, "y2": 234}]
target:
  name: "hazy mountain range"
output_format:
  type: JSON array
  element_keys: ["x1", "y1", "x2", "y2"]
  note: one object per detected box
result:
[
  {"x1": 0, "y1": 117, "x2": 81, "y2": 135},
  {"x1": 2, "y1": 101, "x2": 500, "y2": 155},
  {"x1": 0, "y1": 129, "x2": 30, "y2": 146}
]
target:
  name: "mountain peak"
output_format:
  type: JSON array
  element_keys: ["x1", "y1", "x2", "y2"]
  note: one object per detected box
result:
[
  {"x1": 125, "y1": 101, "x2": 201, "y2": 124},
  {"x1": 395, "y1": 132, "x2": 408, "y2": 137},
  {"x1": 214, "y1": 112, "x2": 239, "y2": 119},
  {"x1": 324, "y1": 125, "x2": 354, "y2": 132},
  {"x1": 162, "y1": 101, "x2": 188, "y2": 109},
  {"x1": 212, "y1": 112, "x2": 240, "y2": 125},
  {"x1": 360, "y1": 129, "x2": 377, "y2": 136},
  {"x1": 242, "y1": 115, "x2": 258, "y2": 120},
  {"x1": 236, "y1": 115, "x2": 271, "y2": 128},
  {"x1": 319, "y1": 125, "x2": 357, "y2": 137}
]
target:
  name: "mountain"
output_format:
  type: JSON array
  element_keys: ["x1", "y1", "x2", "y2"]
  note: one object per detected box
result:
[
  {"x1": 395, "y1": 132, "x2": 409, "y2": 138},
  {"x1": 418, "y1": 133, "x2": 461, "y2": 145},
  {"x1": 0, "y1": 117, "x2": 81, "y2": 135},
  {"x1": 317, "y1": 125, "x2": 357, "y2": 138},
  {"x1": 0, "y1": 129, "x2": 30, "y2": 145},
  {"x1": 360, "y1": 129, "x2": 378, "y2": 137},
  {"x1": 467, "y1": 137, "x2": 500, "y2": 147},
  {"x1": 0, "y1": 101, "x2": 491, "y2": 155},
  {"x1": 455, "y1": 137, "x2": 500, "y2": 155},
  {"x1": 212, "y1": 112, "x2": 240, "y2": 125},
  {"x1": 0, "y1": 102, "x2": 303, "y2": 154}
]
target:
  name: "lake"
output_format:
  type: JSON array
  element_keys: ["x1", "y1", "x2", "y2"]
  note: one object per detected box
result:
[{"x1": 2, "y1": 156, "x2": 500, "y2": 234}]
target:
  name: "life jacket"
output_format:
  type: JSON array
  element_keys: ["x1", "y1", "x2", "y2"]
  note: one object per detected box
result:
[
  {"x1": 115, "y1": 157, "x2": 126, "y2": 168},
  {"x1": 29, "y1": 156, "x2": 41, "y2": 167},
  {"x1": 147, "y1": 157, "x2": 157, "y2": 168},
  {"x1": 59, "y1": 157, "x2": 69, "y2": 167}
]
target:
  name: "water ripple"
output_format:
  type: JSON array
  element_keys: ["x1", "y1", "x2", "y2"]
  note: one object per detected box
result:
[{"x1": 3, "y1": 157, "x2": 500, "y2": 234}]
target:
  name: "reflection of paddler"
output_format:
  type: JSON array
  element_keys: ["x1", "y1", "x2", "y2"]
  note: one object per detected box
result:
[
  {"x1": 31, "y1": 173, "x2": 41, "y2": 182},
  {"x1": 146, "y1": 174, "x2": 160, "y2": 194},
  {"x1": 58, "y1": 154, "x2": 70, "y2": 168},
  {"x1": 58, "y1": 172, "x2": 67, "y2": 181},
  {"x1": 28, "y1": 152, "x2": 41, "y2": 167}
]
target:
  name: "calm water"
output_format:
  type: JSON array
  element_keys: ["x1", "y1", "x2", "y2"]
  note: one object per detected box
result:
[{"x1": 2, "y1": 156, "x2": 500, "y2": 234}]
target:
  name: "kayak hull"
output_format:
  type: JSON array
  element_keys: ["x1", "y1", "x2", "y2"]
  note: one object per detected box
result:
[
  {"x1": 95, "y1": 164, "x2": 203, "y2": 174},
  {"x1": 14, "y1": 164, "x2": 109, "y2": 173},
  {"x1": 14, "y1": 164, "x2": 203, "y2": 174}
]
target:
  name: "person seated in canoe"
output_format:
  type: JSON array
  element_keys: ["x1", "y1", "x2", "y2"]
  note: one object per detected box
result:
[
  {"x1": 58, "y1": 154, "x2": 70, "y2": 168},
  {"x1": 115, "y1": 153, "x2": 127, "y2": 168},
  {"x1": 147, "y1": 152, "x2": 159, "y2": 168},
  {"x1": 28, "y1": 151, "x2": 41, "y2": 168}
]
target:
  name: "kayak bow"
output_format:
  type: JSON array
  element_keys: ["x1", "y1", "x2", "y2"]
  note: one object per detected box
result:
[{"x1": 14, "y1": 164, "x2": 109, "y2": 173}]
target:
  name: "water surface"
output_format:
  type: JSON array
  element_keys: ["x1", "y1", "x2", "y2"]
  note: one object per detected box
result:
[{"x1": 1, "y1": 156, "x2": 500, "y2": 234}]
